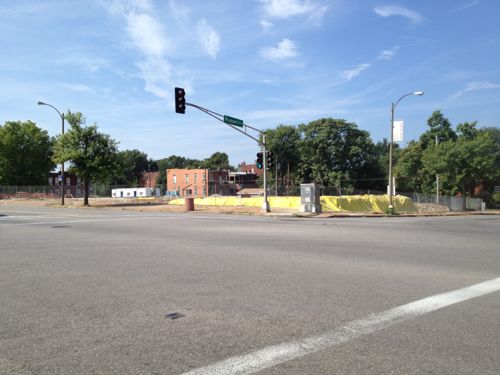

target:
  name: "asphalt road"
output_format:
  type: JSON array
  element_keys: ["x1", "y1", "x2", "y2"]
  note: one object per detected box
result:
[{"x1": 1, "y1": 205, "x2": 499, "y2": 374}]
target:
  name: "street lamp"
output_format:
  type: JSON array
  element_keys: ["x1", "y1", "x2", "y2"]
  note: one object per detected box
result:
[
  {"x1": 37, "y1": 101, "x2": 66, "y2": 206},
  {"x1": 388, "y1": 91, "x2": 424, "y2": 212}
]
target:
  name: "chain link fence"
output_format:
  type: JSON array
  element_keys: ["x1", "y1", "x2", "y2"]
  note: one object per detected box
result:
[
  {"x1": 0, "y1": 184, "x2": 487, "y2": 211},
  {"x1": 399, "y1": 192, "x2": 484, "y2": 212},
  {"x1": 0, "y1": 185, "x2": 137, "y2": 199}
]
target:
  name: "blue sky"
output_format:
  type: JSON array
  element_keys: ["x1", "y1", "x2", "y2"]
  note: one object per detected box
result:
[{"x1": 1, "y1": 0, "x2": 500, "y2": 166}]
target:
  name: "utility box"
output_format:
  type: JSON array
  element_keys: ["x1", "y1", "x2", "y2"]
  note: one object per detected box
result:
[{"x1": 300, "y1": 183, "x2": 321, "y2": 213}]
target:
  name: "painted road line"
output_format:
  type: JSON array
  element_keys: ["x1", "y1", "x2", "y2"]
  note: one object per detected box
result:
[
  {"x1": 0, "y1": 215, "x2": 177, "y2": 226},
  {"x1": 182, "y1": 277, "x2": 500, "y2": 375}
]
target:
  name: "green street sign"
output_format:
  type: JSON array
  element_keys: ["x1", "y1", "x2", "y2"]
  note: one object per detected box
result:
[{"x1": 223, "y1": 115, "x2": 244, "y2": 128}]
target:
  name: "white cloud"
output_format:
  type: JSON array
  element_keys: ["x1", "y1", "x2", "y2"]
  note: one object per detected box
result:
[
  {"x1": 449, "y1": 81, "x2": 500, "y2": 100},
  {"x1": 57, "y1": 54, "x2": 109, "y2": 73},
  {"x1": 261, "y1": 38, "x2": 298, "y2": 61},
  {"x1": 373, "y1": 5, "x2": 423, "y2": 24},
  {"x1": 103, "y1": 0, "x2": 154, "y2": 18},
  {"x1": 455, "y1": 1, "x2": 479, "y2": 12},
  {"x1": 261, "y1": 0, "x2": 327, "y2": 20},
  {"x1": 341, "y1": 63, "x2": 370, "y2": 81},
  {"x1": 58, "y1": 83, "x2": 93, "y2": 93},
  {"x1": 136, "y1": 58, "x2": 172, "y2": 100},
  {"x1": 125, "y1": 12, "x2": 171, "y2": 57},
  {"x1": 197, "y1": 19, "x2": 221, "y2": 59},
  {"x1": 260, "y1": 20, "x2": 274, "y2": 33},
  {"x1": 102, "y1": 0, "x2": 178, "y2": 100},
  {"x1": 0, "y1": 3, "x2": 48, "y2": 18},
  {"x1": 377, "y1": 47, "x2": 399, "y2": 61}
]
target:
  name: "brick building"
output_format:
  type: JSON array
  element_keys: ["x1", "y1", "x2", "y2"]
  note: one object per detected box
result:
[
  {"x1": 139, "y1": 171, "x2": 160, "y2": 188},
  {"x1": 165, "y1": 169, "x2": 231, "y2": 197},
  {"x1": 48, "y1": 172, "x2": 83, "y2": 197},
  {"x1": 228, "y1": 171, "x2": 258, "y2": 192},
  {"x1": 239, "y1": 162, "x2": 263, "y2": 177}
]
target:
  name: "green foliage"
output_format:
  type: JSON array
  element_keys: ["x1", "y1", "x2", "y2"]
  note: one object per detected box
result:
[
  {"x1": 0, "y1": 120, "x2": 54, "y2": 185},
  {"x1": 394, "y1": 110, "x2": 499, "y2": 201},
  {"x1": 394, "y1": 141, "x2": 424, "y2": 192},
  {"x1": 265, "y1": 125, "x2": 301, "y2": 175},
  {"x1": 52, "y1": 112, "x2": 118, "y2": 205},
  {"x1": 202, "y1": 151, "x2": 231, "y2": 170},
  {"x1": 421, "y1": 129, "x2": 499, "y2": 197},
  {"x1": 456, "y1": 121, "x2": 478, "y2": 140},
  {"x1": 419, "y1": 110, "x2": 457, "y2": 149},
  {"x1": 112, "y1": 149, "x2": 150, "y2": 186},
  {"x1": 297, "y1": 118, "x2": 379, "y2": 191},
  {"x1": 155, "y1": 152, "x2": 233, "y2": 172},
  {"x1": 262, "y1": 125, "x2": 301, "y2": 194}
]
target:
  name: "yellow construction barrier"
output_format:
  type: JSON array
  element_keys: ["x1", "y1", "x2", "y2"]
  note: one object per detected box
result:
[
  {"x1": 320, "y1": 195, "x2": 416, "y2": 213},
  {"x1": 169, "y1": 195, "x2": 416, "y2": 213}
]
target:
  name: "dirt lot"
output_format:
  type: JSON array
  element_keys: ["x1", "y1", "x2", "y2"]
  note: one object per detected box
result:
[
  {"x1": 0, "y1": 198, "x2": 271, "y2": 215},
  {"x1": 1, "y1": 198, "x2": 497, "y2": 217}
]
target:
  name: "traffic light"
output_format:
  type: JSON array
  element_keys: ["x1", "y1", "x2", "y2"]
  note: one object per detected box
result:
[
  {"x1": 256, "y1": 152, "x2": 263, "y2": 169},
  {"x1": 175, "y1": 87, "x2": 186, "y2": 114},
  {"x1": 266, "y1": 151, "x2": 274, "y2": 169}
]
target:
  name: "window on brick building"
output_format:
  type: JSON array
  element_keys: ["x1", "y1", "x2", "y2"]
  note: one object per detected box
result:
[
  {"x1": 173, "y1": 175, "x2": 177, "y2": 184},
  {"x1": 185, "y1": 174, "x2": 189, "y2": 184},
  {"x1": 194, "y1": 173, "x2": 198, "y2": 183}
]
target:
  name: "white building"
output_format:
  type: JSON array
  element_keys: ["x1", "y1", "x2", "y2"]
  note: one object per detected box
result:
[{"x1": 111, "y1": 187, "x2": 160, "y2": 198}]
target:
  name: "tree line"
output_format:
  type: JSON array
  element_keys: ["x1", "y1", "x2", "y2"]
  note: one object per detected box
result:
[
  {"x1": 0, "y1": 111, "x2": 233, "y2": 204},
  {"x1": 263, "y1": 112, "x2": 499, "y2": 204},
  {"x1": 1, "y1": 109, "x2": 499, "y2": 205}
]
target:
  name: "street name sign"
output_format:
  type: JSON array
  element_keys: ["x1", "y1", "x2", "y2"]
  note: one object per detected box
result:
[{"x1": 223, "y1": 115, "x2": 244, "y2": 128}]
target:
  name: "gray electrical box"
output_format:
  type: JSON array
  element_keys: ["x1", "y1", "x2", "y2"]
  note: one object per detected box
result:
[{"x1": 300, "y1": 183, "x2": 321, "y2": 213}]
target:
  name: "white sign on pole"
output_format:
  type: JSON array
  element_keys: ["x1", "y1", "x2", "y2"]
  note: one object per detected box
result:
[{"x1": 393, "y1": 120, "x2": 404, "y2": 142}]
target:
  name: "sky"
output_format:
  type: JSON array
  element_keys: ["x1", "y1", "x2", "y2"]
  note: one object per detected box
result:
[{"x1": 1, "y1": 0, "x2": 500, "y2": 166}]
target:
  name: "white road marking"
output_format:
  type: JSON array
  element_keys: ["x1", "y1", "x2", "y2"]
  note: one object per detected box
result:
[
  {"x1": 183, "y1": 277, "x2": 500, "y2": 375},
  {"x1": 0, "y1": 214, "x2": 176, "y2": 226}
]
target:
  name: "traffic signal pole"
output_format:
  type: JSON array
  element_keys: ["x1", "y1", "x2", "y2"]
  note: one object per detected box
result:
[
  {"x1": 262, "y1": 134, "x2": 270, "y2": 212},
  {"x1": 174, "y1": 87, "x2": 270, "y2": 212}
]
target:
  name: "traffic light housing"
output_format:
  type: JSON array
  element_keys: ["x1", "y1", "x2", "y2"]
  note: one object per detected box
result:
[
  {"x1": 256, "y1": 152, "x2": 263, "y2": 169},
  {"x1": 266, "y1": 151, "x2": 274, "y2": 169},
  {"x1": 175, "y1": 87, "x2": 186, "y2": 114}
]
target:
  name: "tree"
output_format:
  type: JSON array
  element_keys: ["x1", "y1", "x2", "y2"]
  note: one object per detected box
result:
[
  {"x1": 0, "y1": 121, "x2": 54, "y2": 185},
  {"x1": 394, "y1": 141, "x2": 424, "y2": 193},
  {"x1": 419, "y1": 110, "x2": 456, "y2": 149},
  {"x1": 371, "y1": 138, "x2": 401, "y2": 191},
  {"x1": 422, "y1": 131, "x2": 499, "y2": 207},
  {"x1": 456, "y1": 121, "x2": 478, "y2": 140},
  {"x1": 297, "y1": 118, "x2": 378, "y2": 193},
  {"x1": 52, "y1": 112, "x2": 118, "y2": 206},
  {"x1": 156, "y1": 155, "x2": 199, "y2": 170},
  {"x1": 112, "y1": 149, "x2": 150, "y2": 186},
  {"x1": 202, "y1": 151, "x2": 231, "y2": 170},
  {"x1": 262, "y1": 125, "x2": 301, "y2": 194}
]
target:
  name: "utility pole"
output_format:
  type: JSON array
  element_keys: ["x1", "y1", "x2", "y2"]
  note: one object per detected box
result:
[
  {"x1": 275, "y1": 158, "x2": 279, "y2": 197},
  {"x1": 435, "y1": 135, "x2": 439, "y2": 205},
  {"x1": 262, "y1": 134, "x2": 270, "y2": 212}
]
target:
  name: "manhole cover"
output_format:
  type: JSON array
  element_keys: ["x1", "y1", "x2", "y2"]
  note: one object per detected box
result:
[{"x1": 165, "y1": 312, "x2": 185, "y2": 320}]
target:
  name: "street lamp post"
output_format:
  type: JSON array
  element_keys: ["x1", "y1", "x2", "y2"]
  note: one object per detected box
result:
[
  {"x1": 37, "y1": 101, "x2": 65, "y2": 206},
  {"x1": 388, "y1": 91, "x2": 424, "y2": 212}
]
